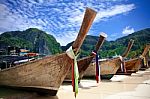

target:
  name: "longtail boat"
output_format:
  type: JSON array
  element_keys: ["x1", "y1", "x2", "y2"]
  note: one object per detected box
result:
[
  {"x1": 140, "y1": 44, "x2": 150, "y2": 69},
  {"x1": 145, "y1": 50, "x2": 150, "y2": 68},
  {"x1": 116, "y1": 39, "x2": 135, "y2": 75},
  {"x1": 124, "y1": 44, "x2": 150, "y2": 73},
  {"x1": 65, "y1": 32, "x2": 107, "y2": 81},
  {"x1": 147, "y1": 50, "x2": 150, "y2": 67},
  {"x1": 0, "y1": 8, "x2": 97, "y2": 96},
  {"x1": 84, "y1": 39, "x2": 134, "y2": 80}
]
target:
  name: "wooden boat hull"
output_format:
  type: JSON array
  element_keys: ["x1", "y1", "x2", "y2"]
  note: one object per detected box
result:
[
  {"x1": 141, "y1": 53, "x2": 150, "y2": 69},
  {"x1": 0, "y1": 53, "x2": 72, "y2": 95},
  {"x1": 117, "y1": 45, "x2": 150, "y2": 75},
  {"x1": 100, "y1": 74, "x2": 114, "y2": 80},
  {"x1": 0, "y1": 85, "x2": 58, "y2": 95},
  {"x1": 83, "y1": 57, "x2": 122, "y2": 80},
  {"x1": 148, "y1": 60, "x2": 150, "y2": 68},
  {"x1": 116, "y1": 59, "x2": 146, "y2": 75},
  {"x1": 65, "y1": 56, "x2": 94, "y2": 81},
  {"x1": 117, "y1": 58, "x2": 146, "y2": 75},
  {"x1": 65, "y1": 57, "x2": 121, "y2": 81},
  {"x1": 0, "y1": 7, "x2": 98, "y2": 96},
  {"x1": 0, "y1": 7, "x2": 97, "y2": 95},
  {"x1": 125, "y1": 58, "x2": 142, "y2": 73},
  {"x1": 65, "y1": 33, "x2": 107, "y2": 81},
  {"x1": 139, "y1": 59, "x2": 148, "y2": 70}
]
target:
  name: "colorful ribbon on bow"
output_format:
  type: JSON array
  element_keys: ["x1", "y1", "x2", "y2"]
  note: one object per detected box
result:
[
  {"x1": 92, "y1": 51, "x2": 100, "y2": 83},
  {"x1": 66, "y1": 47, "x2": 79, "y2": 98}
]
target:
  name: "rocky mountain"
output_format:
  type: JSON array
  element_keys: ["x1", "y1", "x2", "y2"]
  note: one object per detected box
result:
[
  {"x1": 62, "y1": 28, "x2": 150, "y2": 58},
  {"x1": 0, "y1": 28, "x2": 62, "y2": 55},
  {"x1": 1, "y1": 28, "x2": 149, "y2": 58}
]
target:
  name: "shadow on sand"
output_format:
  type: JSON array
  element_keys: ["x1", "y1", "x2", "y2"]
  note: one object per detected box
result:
[{"x1": 0, "y1": 87, "x2": 59, "y2": 99}]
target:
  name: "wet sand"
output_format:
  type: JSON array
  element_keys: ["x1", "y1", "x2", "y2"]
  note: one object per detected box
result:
[{"x1": 0, "y1": 68, "x2": 150, "y2": 99}]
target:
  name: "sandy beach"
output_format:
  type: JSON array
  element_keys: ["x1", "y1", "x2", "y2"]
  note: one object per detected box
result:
[
  {"x1": 0, "y1": 68, "x2": 150, "y2": 99},
  {"x1": 57, "y1": 68, "x2": 150, "y2": 99}
]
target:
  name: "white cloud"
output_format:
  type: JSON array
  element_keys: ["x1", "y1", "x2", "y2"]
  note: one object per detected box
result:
[
  {"x1": 0, "y1": 2, "x2": 47, "y2": 33},
  {"x1": 50, "y1": 30, "x2": 78, "y2": 46},
  {"x1": 0, "y1": 0, "x2": 136, "y2": 45},
  {"x1": 95, "y1": 4, "x2": 135, "y2": 22},
  {"x1": 122, "y1": 26, "x2": 135, "y2": 35}
]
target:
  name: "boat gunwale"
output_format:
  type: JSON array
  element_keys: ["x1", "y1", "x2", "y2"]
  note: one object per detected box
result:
[
  {"x1": 125, "y1": 57, "x2": 141, "y2": 63},
  {"x1": 0, "y1": 53, "x2": 65, "y2": 72}
]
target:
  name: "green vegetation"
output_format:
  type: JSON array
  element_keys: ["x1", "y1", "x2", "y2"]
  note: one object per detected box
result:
[
  {"x1": 0, "y1": 28, "x2": 62, "y2": 55},
  {"x1": 62, "y1": 28, "x2": 150, "y2": 58},
  {"x1": 0, "y1": 28, "x2": 150, "y2": 58}
]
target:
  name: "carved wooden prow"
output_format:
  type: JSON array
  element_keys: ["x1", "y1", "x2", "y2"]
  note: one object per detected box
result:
[
  {"x1": 78, "y1": 32, "x2": 107, "y2": 80},
  {"x1": 72, "y1": 8, "x2": 97, "y2": 55},
  {"x1": 128, "y1": 44, "x2": 150, "y2": 72},
  {"x1": 0, "y1": 7, "x2": 97, "y2": 96},
  {"x1": 122, "y1": 39, "x2": 134, "y2": 58},
  {"x1": 94, "y1": 32, "x2": 107, "y2": 54},
  {"x1": 141, "y1": 44, "x2": 150, "y2": 57},
  {"x1": 89, "y1": 32, "x2": 107, "y2": 56}
]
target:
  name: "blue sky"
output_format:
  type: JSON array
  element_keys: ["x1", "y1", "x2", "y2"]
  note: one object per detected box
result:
[{"x1": 0, "y1": 0, "x2": 150, "y2": 45}]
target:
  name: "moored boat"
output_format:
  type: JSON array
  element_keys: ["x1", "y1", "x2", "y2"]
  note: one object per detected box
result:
[
  {"x1": 0, "y1": 8, "x2": 97, "y2": 95},
  {"x1": 140, "y1": 44, "x2": 150, "y2": 69},
  {"x1": 64, "y1": 32, "x2": 107, "y2": 81},
  {"x1": 84, "y1": 39, "x2": 134, "y2": 80},
  {"x1": 124, "y1": 44, "x2": 150, "y2": 73},
  {"x1": 116, "y1": 39, "x2": 135, "y2": 75},
  {"x1": 85, "y1": 56, "x2": 122, "y2": 80}
]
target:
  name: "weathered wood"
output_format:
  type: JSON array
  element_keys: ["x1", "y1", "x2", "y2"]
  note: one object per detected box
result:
[
  {"x1": 140, "y1": 44, "x2": 150, "y2": 68},
  {"x1": 94, "y1": 33, "x2": 107, "y2": 53},
  {"x1": 78, "y1": 33, "x2": 107, "y2": 80},
  {"x1": 124, "y1": 58, "x2": 142, "y2": 72},
  {"x1": 84, "y1": 57, "x2": 121, "y2": 80},
  {"x1": 124, "y1": 44, "x2": 150, "y2": 73},
  {"x1": 65, "y1": 33, "x2": 107, "y2": 81},
  {"x1": 72, "y1": 8, "x2": 97, "y2": 54},
  {"x1": 145, "y1": 50, "x2": 150, "y2": 68},
  {"x1": 147, "y1": 51, "x2": 150, "y2": 67},
  {"x1": 0, "y1": 8, "x2": 97, "y2": 95},
  {"x1": 84, "y1": 57, "x2": 121, "y2": 78},
  {"x1": 0, "y1": 53, "x2": 72, "y2": 95},
  {"x1": 117, "y1": 39, "x2": 134, "y2": 74},
  {"x1": 122, "y1": 39, "x2": 134, "y2": 58},
  {"x1": 83, "y1": 39, "x2": 133, "y2": 80},
  {"x1": 141, "y1": 44, "x2": 150, "y2": 57}
]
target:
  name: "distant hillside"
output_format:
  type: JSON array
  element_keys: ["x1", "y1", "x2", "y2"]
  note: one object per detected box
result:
[
  {"x1": 0, "y1": 28, "x2": 62, "y2": 55},
  {"x1": 1, "y1": 28, "x2": 149, "y2": 57},
  {"x1": 61, "y1": 35, "x2": 100, "y2": 57},
  {"x1": 62, "y1": 28, "x2": 150, "y2": 58}
]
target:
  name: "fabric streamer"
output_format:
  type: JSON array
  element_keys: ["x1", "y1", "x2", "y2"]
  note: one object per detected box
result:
[
  {"x1": 66, "y1": 47, "x2": 79, "y2": 98},
  {"x1": 120, "y1": 63, "x2": 124, "y2": 72},
  {"x1": 93, "y1": 51, "x2": 100, "y2": 83},
  {"x1": 140, "y1": 55, "x2": 147, "y2": 67},
  {"x1": 143, "y1": 57, "x2": 146, "y2": 66},
  {"x1": 119, "y1": 56, "x2": 125, "y2": 72}
]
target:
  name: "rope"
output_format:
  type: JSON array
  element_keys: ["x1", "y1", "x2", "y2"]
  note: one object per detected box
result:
[
  {"x1": 66, "y1": 46, "x2": 79, "y2": 98},
  {"x1": 143, "y1": 57, "x2": 146, "y2": 66},
  {"x1": 119, "y1": 56, "x2": 125, "y2": 72},
  {"x1": 139, "y1": 55, "x2": 147, "y2": 66}
]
